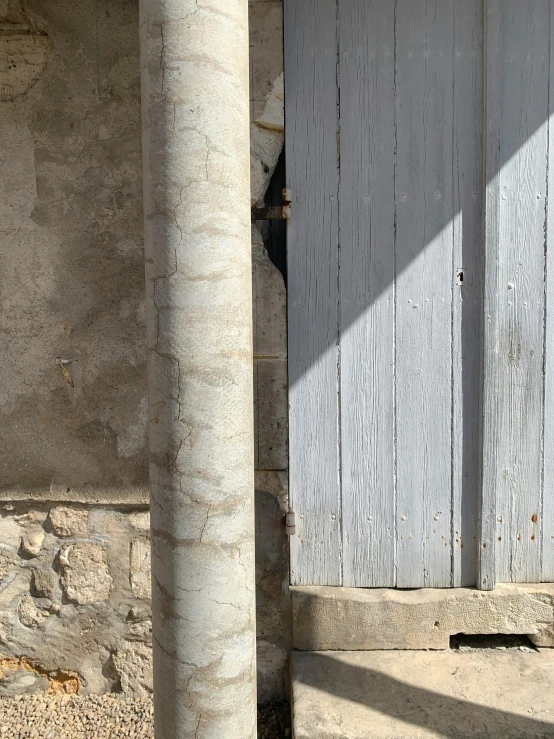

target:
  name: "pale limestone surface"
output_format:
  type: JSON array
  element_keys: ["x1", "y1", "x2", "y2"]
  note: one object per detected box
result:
[
  {"x1": 58, "y1": 543, "x2": 112, "y2": 605},
  {"x1": 140, "y1": 0, "x2": 257, "y2": 733},
  {"x1": 112, "y1": 642, "x2": 152, "y2": 698},
  {"x1": 129, "y1": 538, "x2": 150, "y2": 599},
  {"x1": 0, "y1": 0, "x2": 287, "y2": 506},
  {"x1": 252, "y1": 224, "x2": 287, "y2": 470},
  {"x1": 255, "y1": 358, "x2": 288, "y2": 470},
  {"x1": 19, "y1": 530, "x2": 44, "y2": 557},
  {"x1": 249, "y1": 18, "x2": 287, "y2": 472},
  {"x1": 0, "y1": 0, "x2": 289, "y2": 709},
  {"x1": 251, "y1": 122, "x2": 284, "y2": 206},
  {"x1": 292, "y1": 585, "x2": 554, "y2": 651},
  {"x1": 48, "y1": 508, "x2": 88, "y2": 538},
  {"x1": 255, "y1": 73, "x2": 284, "y2": 132},
  {"x1": 0, "y1": 0, "x2": 148, "y2": 503},
  {"x1": 293, "y1": 650, "x2": 554, "y2": 739}
]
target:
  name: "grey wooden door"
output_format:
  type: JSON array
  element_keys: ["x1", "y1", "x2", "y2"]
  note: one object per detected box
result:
[{"x1": 285, "y1": 0, "x2": 554, "y2": 589}]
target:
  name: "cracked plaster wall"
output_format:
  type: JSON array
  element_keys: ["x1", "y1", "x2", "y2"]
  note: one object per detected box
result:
[{"x1": 0, "y1": 0, "x2": 289, "y2": 704}]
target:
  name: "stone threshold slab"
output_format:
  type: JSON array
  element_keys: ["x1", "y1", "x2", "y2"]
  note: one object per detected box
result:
[
  {"x1": 291, "y1": 584, "x2": 554, "y2": 650},
  {"x1": 292, "y1": 649, "x2": 554, "y2": 739}
]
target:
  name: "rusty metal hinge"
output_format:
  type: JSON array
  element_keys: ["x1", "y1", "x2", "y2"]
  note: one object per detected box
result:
[{"x1": 252, "y1": 188, "x2": 291, "y2": 221}]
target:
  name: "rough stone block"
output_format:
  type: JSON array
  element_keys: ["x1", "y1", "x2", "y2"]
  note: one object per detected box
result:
[
  {"x1": 128, "y1": 511, "x2": 150, "y2": 532},
  {"x1": 254, "y1": 471, "x2": 290, "y2": 702},
  {"x1": 126, "y1": 618, "x2": 152, "y2": 643},
  {"x1": 254, "y1": 73, "x2": 284, "y2": 132},
  {"x1": 249, "y1": 0, "x2": 283, "y2": 110},
  {"x1": 129, "y1": 538, "x2": 151, "y2": 599},
  {"x1": 59, "y1": 543, "x2": 112, "y2": 605},
  {"x1": 257, "y1": 639, "x2": 288, "y2": 704},
  {"x1": 250, "y1": 124, "x2": 284, "y2": 205},
  {"x1": 252, "y1": 241, "x2": 287, "y2": 471},
  {"x1": 19, "y1": 530, "x2": 44, "y2": 558},
  {"x1": 113, "y1": 642, "x2": 153, "y2": 696},
  {"x1": 254, "y1": 358, "x2": 288, "y2": 470},
  {"x1": 292, "y1": 584, "x2": 554, "y2": 651},
  {"x1": 252, "y1": 244, "x2": 286, "y2": 360},
  {"x1": 30, "y1": 568, "x2": 57, "y2": 600},
  {"x1": 48, "y1": 507, "x2": 88, "y2": 538},
  {"x1": 255, "y1": 476, "x2": 289, "y2": 640},
  {"x1": 17, "y1": 594, "x2": 48, "y2": 629}
]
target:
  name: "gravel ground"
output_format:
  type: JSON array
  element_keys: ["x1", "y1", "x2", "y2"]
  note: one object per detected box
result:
[
  {"x1": 0, "y1": 695, "x2": 290, "y2": 738},
  {"x1": 0, "y1": 694, "x2": 153, "y2": 738}
]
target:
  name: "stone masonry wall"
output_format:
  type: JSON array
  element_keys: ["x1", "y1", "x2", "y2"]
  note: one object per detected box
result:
[
  {"x1": 0, "y1": 471, "x2": 289, "y2": 702},
  {"x1": 0, "y1": 0, "x2": 288, "y2": 705}
]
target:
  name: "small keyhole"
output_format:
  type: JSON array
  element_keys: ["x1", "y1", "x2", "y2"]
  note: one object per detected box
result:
[{"x1": 456, "y1": 269, "x2": 465, "y2": 286}]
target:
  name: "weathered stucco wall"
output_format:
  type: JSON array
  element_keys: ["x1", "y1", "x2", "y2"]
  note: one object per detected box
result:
[
  {"x1": 0, "y1": 0, "x2": 289, "y2": 704},
  {"x1": 0, "y1": 0, "x2": 147, "y2": 502}
]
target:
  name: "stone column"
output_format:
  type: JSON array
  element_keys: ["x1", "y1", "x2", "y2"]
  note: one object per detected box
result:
[{"x1": 139, "y1": 2, "x2": 256, "y2": 737}]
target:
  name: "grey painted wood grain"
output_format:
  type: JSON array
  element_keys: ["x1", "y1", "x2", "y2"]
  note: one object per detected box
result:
[
  {"x1": 479, "y1": 0, "x2": 501, "y2": 591},
  {"x1": 284, "y1": 0, "x2": 341, "y2": 585},
  {"x1": 286, "y1": 0, "x2": 554, "y2": 589},
  {"x1": 542, "y1": 3, "x2": 554, "y2": 582},
  {"x1": 394, "y1": 0, "x2": 454, "y2": 588},
  {"x1": 339, "y1": 0, "x2": 396, "y2": 588},
  {"x1": 493, "y1": 0, "x2": 548, "y2": 584},
  {"x1": 451, "y1": 0, "x2": 483, "y2": 587}
]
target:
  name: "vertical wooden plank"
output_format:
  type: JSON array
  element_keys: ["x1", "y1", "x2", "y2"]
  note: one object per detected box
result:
[
  {"x1": 395, "y1": 0, "x2": 455, "y2": 588},
  {"x1": 494, "y1": 0, "x2": 549, "y2": 583},
  {"x1": 284, "y1": 0, "x2": 341, "y2": 585},
  {"x1": 483, "y1": 0, "x2": 549, "y2": 585},
  {"x1": 542, "y1": 2, "x2": 554, "y2": 582},
  {"x1": 339, "y1": 0, "x2": 396, "y2": 588},
  {"x1": 451, "y1": 0, "x2": 483, "y2": 587},
  {"x1": 479, "y1": 0, "x2": 501, "y2": 591}
]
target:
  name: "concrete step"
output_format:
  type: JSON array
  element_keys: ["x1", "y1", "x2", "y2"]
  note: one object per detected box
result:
[{"x1": 292, "y1": 649, "x2": 554, "y2": 738}]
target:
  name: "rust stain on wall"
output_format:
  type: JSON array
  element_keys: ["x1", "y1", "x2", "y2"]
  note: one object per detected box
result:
[{"x1": 0, "y1": 656, "x2": 81, "y2": 694}]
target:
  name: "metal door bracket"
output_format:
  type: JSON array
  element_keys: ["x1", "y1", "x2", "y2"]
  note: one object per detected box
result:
[{"x1": 252, "y1": 188, "x2": 291, "y2": 221}]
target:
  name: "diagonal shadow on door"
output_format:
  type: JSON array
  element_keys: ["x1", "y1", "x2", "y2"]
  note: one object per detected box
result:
[{"x1": 285, "y1": 0, "x2": 554, "y2": 588}]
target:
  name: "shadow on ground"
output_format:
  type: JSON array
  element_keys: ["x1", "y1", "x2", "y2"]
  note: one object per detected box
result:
[{"x1": 296, "y1": 652, "x2": 554, "y2": 738}]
